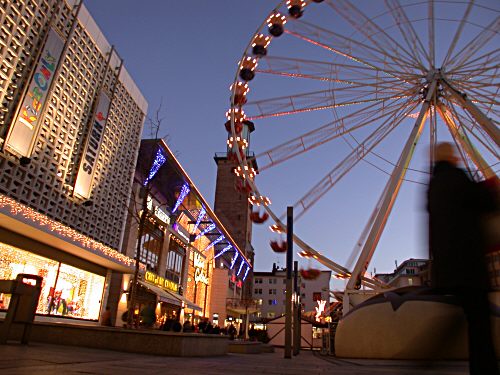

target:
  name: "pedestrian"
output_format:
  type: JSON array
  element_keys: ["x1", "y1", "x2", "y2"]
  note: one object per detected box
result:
[
  {"x1": 183, "y1": 319, "x2": 193, "y2": 333},
  {"x1": 162, "y1": 316, "x2": 174, "y2": 331},
  {"x1": 427, "y1": 142, "x2": 498, "y2": 375},
  {"x1": 228, "y1": 323, "x2": 237, "y2": 340},
  {"x1": 198, "y1": 317, "x2": 208, "y2": 333},
  {"x1": 211, "y1": 325, "x2": 220, "y2": 335},
  {"x1": 172, "y1": 319, "x2": 182, "y2": 332},
  {"x1": 204, "y1": 320, "x2": 213, "y2": 334},
  {"x1": 101, "y1": 306, "x2": 112, "y2": 326},
  {"x1": 140, "y1": 302, "x2": 156, "y2": 329}
]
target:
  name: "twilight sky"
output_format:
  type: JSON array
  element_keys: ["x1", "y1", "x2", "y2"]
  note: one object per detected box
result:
[{"x1": 83, "y1": 0, "x2": 498, "y2": 286}]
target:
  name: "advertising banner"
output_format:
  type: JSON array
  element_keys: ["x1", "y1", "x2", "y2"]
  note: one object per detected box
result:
[
  {"x1": 5, "y1": 28, "x2": 65, "y2": 157},
  {"x1": 73, "y1": 92, "x2": 111, "y2": 199}
]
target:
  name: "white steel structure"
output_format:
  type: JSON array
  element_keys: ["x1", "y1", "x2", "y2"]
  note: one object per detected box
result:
[{"x1": 226, "y1": 0, "x2": 499, "y2": 313}]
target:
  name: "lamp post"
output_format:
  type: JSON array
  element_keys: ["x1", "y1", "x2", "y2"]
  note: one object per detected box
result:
[{"x1": 284, "y1": 206, "x2": 293, "y2": 358}]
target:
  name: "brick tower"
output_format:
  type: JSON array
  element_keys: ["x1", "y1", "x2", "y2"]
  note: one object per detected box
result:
[{"x1": 214, "y1": 119, "x2": 257, "y2": 297}]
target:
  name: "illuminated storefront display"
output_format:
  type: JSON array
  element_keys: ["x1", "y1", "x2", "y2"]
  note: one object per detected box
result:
[{"x1": 0, "y1": 243, "x2": 105, "y2": 320}]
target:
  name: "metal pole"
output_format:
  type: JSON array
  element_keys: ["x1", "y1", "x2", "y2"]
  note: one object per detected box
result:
[
  {"x1": 293, "y1": 260, "x2": 300, "y2": 356},
  {"x1": 285, "y1": 206, "x2": 293, "y2": 359}
]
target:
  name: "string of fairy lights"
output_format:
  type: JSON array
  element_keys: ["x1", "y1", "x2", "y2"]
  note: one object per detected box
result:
[{"x1": 0, "y1": 194, "x2": 136, "y2": 267}]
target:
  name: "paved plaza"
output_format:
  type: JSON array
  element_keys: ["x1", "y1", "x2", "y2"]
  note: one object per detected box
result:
[{"x1": 0, "y1": 343, "x2": 476, "y2": 375}]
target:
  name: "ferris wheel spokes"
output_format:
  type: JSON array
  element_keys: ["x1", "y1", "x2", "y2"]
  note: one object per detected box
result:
[
  {"x1": 384, "y1": 0, "x2": 433, "y2": 68},
  {"x1": 285, "y1": 22, "x2": 422, "y2": 80},
  {"x1": 256, "y1": 56, "x2": 409, "y2": 86},
  {"x1": 442, "y1": 79, "x2": 500, "y2": 148},
  {"x1": 436, "y1": 101, "x2": 496, "y2": 179},
  {"x1": 255, "y1": 94, "x2": 419, "y2": 171},
  {"x1": 326, "y1": 0, "x2": 426, "y2": 73},
  {"x1": 283, "y1": 97, "x2": 420, "y2": 222},
  {"x1": 442, "y1": 97, "x2": 500, "y2": 160},
  {"x1": 345, "y1": 79, "x2": 437, "y2": 296},
  {"x1": 441, "y1": 0, "x2": 475, "y2": 68},
  {"x1": 446, "y1": 16, "x2": 500, "y2": 72}
]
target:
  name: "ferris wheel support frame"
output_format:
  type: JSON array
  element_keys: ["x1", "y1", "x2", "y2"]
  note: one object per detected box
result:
[
  {"x1": 343, "y1": 79, "x2": 437, "y2": 314},
  {"x1": 435, "y1": 101, "x2": 497, "y2": 180},
  {"x1": 441, "y1": 78, "x2": 500, "y2": 149}
]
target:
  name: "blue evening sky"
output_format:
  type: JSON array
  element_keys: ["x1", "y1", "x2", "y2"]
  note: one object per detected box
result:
[{"x1": 83, "y1": 1, "x2": 497, "y2": 286}]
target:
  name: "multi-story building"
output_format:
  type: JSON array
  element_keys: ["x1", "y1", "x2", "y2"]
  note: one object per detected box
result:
[
  {"x1": 0, "y1": 0, "x2": 146, "y2": 323},
  {"x1": 374, "y1": 258, "x2": 430, "y2": 288},
  {"x1": 252, "y1": 263, "x2": 331, "y2": 321},
  {"x1": 112, "y1": 139, "x2": 252, "y2": 328}
]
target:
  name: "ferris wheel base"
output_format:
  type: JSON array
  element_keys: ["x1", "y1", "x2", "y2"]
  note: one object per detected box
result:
[{"x1": 335, "y1": 287, "x2": 500, "y2": 359}]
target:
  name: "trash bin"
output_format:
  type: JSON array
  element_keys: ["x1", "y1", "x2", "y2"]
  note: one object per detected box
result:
[{"x1": 0, "y1": 273, "x2": 43, "y2": 344}]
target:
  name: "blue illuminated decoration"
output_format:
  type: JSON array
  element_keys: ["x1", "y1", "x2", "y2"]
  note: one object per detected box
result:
[
  {"x1": 195, "y1": 222, "x2": 216, "y2": 240},
  {"x1": 237, "y1": 259, "x2": 245, "y2": 276},
  {"x1": 204, "y1": 235, "x2": 225, "y2": 252},
  {"x1": 144, "y1": 148, "x2": 166, "y2": 186},
  {"x1": 214, "y1": 244, "x2": 232, "y2": 259},
  {"x1": 242, "y1": 266, "x2": 250, "y2": 281},
  {"x1": 172, "y1": 183, "x2": 190, "y2": 213},
  {"x1": 193, "y1": 207, "x2": 206, "y2": 232},
  {"x1": 230, "y1": 252, "x2": 239, "y2": 269}
]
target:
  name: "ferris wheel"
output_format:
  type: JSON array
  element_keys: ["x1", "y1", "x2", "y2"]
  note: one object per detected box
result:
[{"x1": 225, "y1": 0, "x2": 499, "y2": 303}]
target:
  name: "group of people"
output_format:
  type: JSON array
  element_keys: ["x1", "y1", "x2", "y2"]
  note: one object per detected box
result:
[{"x1": 160, "y1": 316, "x2": 237, "y2": 337}]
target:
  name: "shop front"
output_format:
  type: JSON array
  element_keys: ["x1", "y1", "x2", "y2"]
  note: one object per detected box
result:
[
  {"x1": 0, "y1": 242, "x2": 106, "y2": 321},
  {"x1": 0, "y1": 196, "x2": 136, "y2": 324}
]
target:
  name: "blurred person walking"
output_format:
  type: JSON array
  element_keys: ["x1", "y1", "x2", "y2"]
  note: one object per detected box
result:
[{"x1": 427, "y1": 142, "x2": 498, "y2": 375}]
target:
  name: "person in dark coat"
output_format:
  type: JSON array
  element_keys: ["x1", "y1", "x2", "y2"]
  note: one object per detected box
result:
[
  {"x1": 427, "y1": 142, "x2": 498, "y2": 375},
  {"x1": 182, "y1": 320, "x2": 193, "y2": 333},
  {"x1": 162, "y1": 317, "x2": 174, "y2": 331},
  {"x1": 172, "y1": 319, "x2": 182, "y2": 332}
]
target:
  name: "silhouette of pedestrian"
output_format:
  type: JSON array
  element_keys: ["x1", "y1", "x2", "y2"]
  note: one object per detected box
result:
[{"x1": 427, "y1": 142, "x2": 498, "y2": 375}]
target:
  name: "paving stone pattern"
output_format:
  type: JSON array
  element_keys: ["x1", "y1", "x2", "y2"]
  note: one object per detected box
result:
[{"x1": 0, "y1": 343, "x2": 477, "y2": 374}]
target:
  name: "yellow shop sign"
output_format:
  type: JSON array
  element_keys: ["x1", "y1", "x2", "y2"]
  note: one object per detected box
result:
[{"x1": 145, "y1": 271, "x2": 178, "y2": 293}]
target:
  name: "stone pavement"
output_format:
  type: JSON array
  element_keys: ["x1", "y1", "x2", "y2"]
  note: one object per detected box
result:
[{"x1": 0, "y1": 342, "x2": 475, "y2": 374}]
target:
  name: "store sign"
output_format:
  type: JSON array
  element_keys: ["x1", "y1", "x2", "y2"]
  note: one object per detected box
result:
[
  {"x1": 154, "y1": 206, "x2": 170, "y2": 225},
  {"x1": 194, "y1": 253, "x2": 209, "y2": 285},
  {"x1": 145, "y1": 271, "x2": 178, "y2": 293},
  {"x1": 74, "y1": 92, "x2": 111, "y2": 199},
  {"x1": 175, "y1": 225, "x2": 190, "y2": 243},
  {"x1": 5, "y1": 28, "x2": 64, "y2": 156}
]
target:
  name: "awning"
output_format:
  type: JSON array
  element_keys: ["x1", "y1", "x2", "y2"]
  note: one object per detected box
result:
[
  {"x1": 138, "y1": 280, "x2": 180, "y2": 306},
  {"x1": 175, "y1": 293, "x2": 203, "y2": 312},
  {"x1": 138, "y1": 280, "x2": 202, "y2": 311}
]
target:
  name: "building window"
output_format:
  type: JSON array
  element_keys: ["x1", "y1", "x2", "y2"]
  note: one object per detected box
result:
[
  {"x1": 268, "y1": 299, "x2": 278, "y2": 306},
  {"x1": 165, "y1": 240, "x2": 185, "y2": 284},
  {"x1": 313, "y1": 292, "x2": 322, "y2": 301},
  {"x1": 255, "y1": 278, "x2": 262, "y2": 284},
  {"x1": 136, "y1": 221, "x2": 164, "y2": 273},
  {"x1": 267, "y1": 312, "x2": 275, "y2": 318},
  {"x1": 254, "y1": 288, "x2": 262, "y2": 295},
  {"x1": 269, "y1": 278, "x2": 277, "y2": 284},
  {"x1": 269, "y1": 289, "x2": 276, "y2": 295}
]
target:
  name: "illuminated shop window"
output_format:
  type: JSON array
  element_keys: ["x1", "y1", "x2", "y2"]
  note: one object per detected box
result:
[{"x1": 0, "y1": 243, "x2": 105, "y2": 320}]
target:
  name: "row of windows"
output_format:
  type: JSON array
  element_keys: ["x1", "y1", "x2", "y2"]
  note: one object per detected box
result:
[{"x1": 254, "y1": 277, "x2": 287, "y2": 284}]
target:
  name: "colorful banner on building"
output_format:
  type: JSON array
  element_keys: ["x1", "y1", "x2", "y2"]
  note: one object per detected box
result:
[
  {"x1": 5, "y1": 28, "x2": 65, "y2": 157},
  {"x1": 73, "y1": 92, "x2": 111, "y2": 199}
]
